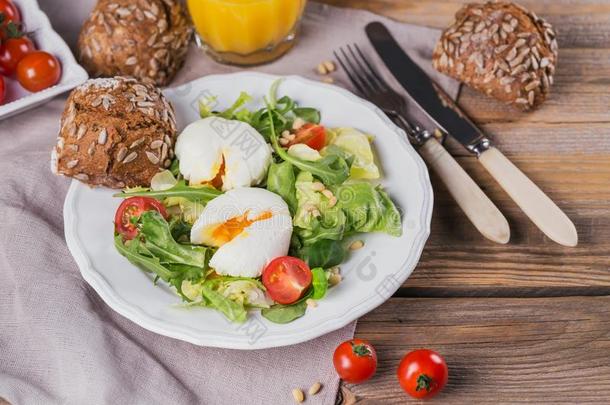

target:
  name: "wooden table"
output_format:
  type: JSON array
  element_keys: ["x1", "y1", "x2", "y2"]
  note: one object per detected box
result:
[{"x1": 318, "y1": 0, "x2": 610, "y2": 403}]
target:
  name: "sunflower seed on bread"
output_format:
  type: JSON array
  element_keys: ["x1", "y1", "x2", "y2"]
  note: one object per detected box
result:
[{"x1": 432, "y1": 1, "x2": 558, "y2": 111}]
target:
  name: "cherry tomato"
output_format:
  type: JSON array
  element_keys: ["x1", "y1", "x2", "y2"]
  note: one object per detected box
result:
[
  {"x1": 114, "y1": 197, "x2": 168, "y2": 240},
  {"x1": 0, "y1": 36, "x2": 35, "y2": 75},
  {"x1": 397, "y1": 349, "x2": 448, "y2": 399},
  {"x1": 0, "y1": 75, "x2": 5, "y2": 104},
  {"x1": 262, "y1": 256, "x2": 312, "y2": 304},
  {"x1": 16, "y1": 51, "x2": 61, "y2": 92},
  {"x1": 288, "y1": 123, "x2": 326, "y2": 151},
  {"x1": 0, "y1": 0, "x2": 21, "y2": 26},
  {"x1": 333, "y1": 339, "x2": 377, "y2": 384}
]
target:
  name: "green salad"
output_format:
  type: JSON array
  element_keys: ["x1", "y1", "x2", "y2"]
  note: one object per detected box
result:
[{"x1": 113, "y1": 81, "x2": 402, "y2": 324}]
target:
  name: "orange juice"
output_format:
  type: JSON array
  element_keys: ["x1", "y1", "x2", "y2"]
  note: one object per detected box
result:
[{"x1": 187, "y1": 0, "x2": 307, "y2": 65}]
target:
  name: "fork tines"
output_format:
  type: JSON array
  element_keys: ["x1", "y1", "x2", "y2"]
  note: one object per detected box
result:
[{"x1": 334, "y1": 44, "x2": 391, "y2": 98}]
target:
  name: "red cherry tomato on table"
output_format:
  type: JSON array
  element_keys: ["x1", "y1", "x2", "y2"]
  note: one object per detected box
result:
[
  {"x1": 0, "y1": 36, "x2": 35, "y2": 75},
  {"x1": 262, "y1": 256, "x2": 312, "y2": 304},
  {"x1": 397, "y1": 349, "x2": 448, "y2": 399},
  {"x1": 114, "y1": 197, "x2": 168, "y2": 240},
  {"x1": 0, "y1": 75, "x2": 5, "y2": 104},
  {"x1": 16, "y1": 51, "x2": 61, "y2": 92},
  {"x1": 333, "y1": 338, "x2": 377, "y2": 384},
  {"x1": 0, "y1": 0, "x2": 21, "y2": 26},
  {"x1": 288, "y1": 123, "x2": 326, "y2": 151}
]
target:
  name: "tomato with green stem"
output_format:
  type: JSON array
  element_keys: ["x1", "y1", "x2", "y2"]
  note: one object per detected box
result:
[
  {"x1": 0, "y1": 0, "x2": 21, "y2": 26},
  {"x1": 333, "y1": 339, "x2": 377, "y2": 383},
  {"x1": 397, "y1": 349, "x2": 448, "y2": 399}
]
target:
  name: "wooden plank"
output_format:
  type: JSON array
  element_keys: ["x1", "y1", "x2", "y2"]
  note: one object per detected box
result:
[
  {"x1": 321, "y1": 0, "x2": 610, "y2": 50},
  {"x1": 401, "y1": 154, "x2": 610, "y2": 294},
  {"x1": 344, "y1": 296, "x2": 610, "y2": 403}
]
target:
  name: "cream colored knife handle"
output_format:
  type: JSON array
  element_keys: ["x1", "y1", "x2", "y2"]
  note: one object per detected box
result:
[
  {"x1": 478, "y1": 146, "x2": 578, "y2": 247},
  {"x1": 419, "y1": 138, "x2": 510, "y2": 244}
]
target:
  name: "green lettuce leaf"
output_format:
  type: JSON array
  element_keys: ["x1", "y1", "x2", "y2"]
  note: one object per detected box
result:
[
  {"x1": 201, "y1": 284, "x2": 247, "y2": 323},
  {"x1": 311, "y1": 267, "x2": 328, "y2": 300},
  {"x1": 330, "y1": 182, "x2": 402, "y2": 236},
  {"x1": 266, "y1": 161, "x2": 298, "y2": 214}
]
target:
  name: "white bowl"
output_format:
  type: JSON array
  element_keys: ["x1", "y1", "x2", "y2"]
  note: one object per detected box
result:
[
  {"x1": 0, "y1": 0, "x2": 88, "y2": 120},
  {"x1": 63, "y1": 72, "x2": 433, "y2": 349}
]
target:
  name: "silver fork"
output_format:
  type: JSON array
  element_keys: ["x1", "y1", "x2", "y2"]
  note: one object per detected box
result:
[
  {"x1": 334, "y1": 44, "x2": 511, "y2": 244},
  {"x1": 333, "y1": 44, "x2": 432, "y2": 146}
]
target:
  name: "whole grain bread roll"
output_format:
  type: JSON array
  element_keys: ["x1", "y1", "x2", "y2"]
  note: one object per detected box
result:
[
  {"x1": 77, "y1": 0, "x2": 192, "y2": 86},
  {"x1": 51, "y1": 76, "x2": 177, "y2": 188},
  {"x1": 432, "y1": 1, "x2": 558, "y2": 111}
]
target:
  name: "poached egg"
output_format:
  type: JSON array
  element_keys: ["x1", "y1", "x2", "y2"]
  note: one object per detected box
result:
[
  {"x1": 175, "y1": 117, "x2": 272, "y2": 191},
  {"x1": 191, "y1": 187, "x2": 293, "y2": 278}
]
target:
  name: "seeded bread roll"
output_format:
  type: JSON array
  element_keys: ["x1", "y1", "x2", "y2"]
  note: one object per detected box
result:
[
  {"x1": 51, "y1": 77, "x2": 177, "y2": 188},
  {"x1": 432, "y1": 1, "x2": 558, "y2": 111},
  {"x1": 77, "y1": 0, "x2": 192, "y2": 86}
]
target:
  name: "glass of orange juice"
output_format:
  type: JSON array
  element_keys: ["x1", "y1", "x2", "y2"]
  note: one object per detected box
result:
[{"x1": 187, "y1": 0, "x2": 307, "y2": 66}]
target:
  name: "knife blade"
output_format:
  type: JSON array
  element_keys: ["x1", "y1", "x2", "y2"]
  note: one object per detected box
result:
[{"x1": 366, "y1": 21, "x2": 578, "y2": 247}]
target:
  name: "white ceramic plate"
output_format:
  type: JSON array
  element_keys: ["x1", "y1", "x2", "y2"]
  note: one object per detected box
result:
[
  {"x1": 0, "y1": 0, "x2": 88, "y2": 120},
  {"x1": 64, "y1": 72, "x2": 432, "y2": 349}
]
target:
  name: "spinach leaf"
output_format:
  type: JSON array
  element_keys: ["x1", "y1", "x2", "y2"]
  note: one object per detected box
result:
[
  {"x1": 114, "y1": 180, "x2": 221, "y2": 204},
  {"x1": 311, "y1": 267, "x2": 328, "y2": 300},
  {"x1": 139, "y1": 211, "x2": 209, "y2": 268},
  {"x1": 201, "y1": 284, "x2": 247, "y2": 323},
  {"x1": 297, "y1": 239, "x2": 346, "y2": 268},
  {"x1": 261, "y1": 299, "x2": 308, "y2": 324},
  {"x1": 266, "y1": 161, "x2": 298, "y2": 214},
  {"x1": 293, "y1": 107, "x2": 320, "y2": 124}
]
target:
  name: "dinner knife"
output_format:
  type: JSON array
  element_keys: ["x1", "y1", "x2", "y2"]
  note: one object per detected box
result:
[{"x1": 366, "y1": 21, "x2": 578, "y2": 247}]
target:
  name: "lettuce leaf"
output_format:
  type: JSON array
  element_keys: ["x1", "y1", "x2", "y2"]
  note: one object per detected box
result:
[
  {"x1": 266, "y1": 161, "x2": 298, "y2": 214},
  {"x1": 201, "y1": 284, "x2": 247, "y2": 323},
  {"x1": 331, "y1": 182, "x2": 402, "y2": 236}
]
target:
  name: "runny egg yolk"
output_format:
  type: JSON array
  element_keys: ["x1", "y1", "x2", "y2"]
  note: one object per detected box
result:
[
  {"x1": 210, "y1": 210, "x2": 273, "y2": 245},
  {"x1": 209, "y1": 157, "x2": 225, "y2": 189}
]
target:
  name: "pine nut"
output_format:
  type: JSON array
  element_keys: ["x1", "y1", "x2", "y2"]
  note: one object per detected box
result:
[
  {"x1": 323, "y1": 60, "x2": 336, "y2": 72},
  {"x1": 328, "y1": 273, "x2": 342, "y2": 286},
  {"x1": 306, "y1": 298, "x2": 317, "y2": 308},
  {"x1": 292, "y1": 117, "x2": 306, "y2": 130},
  {"x1": 322, "y1": 77, "x2": 334, "y2": 84},
  {"x1": 279, "y1": 138, "x2": 290, "y2": 146},
  {"x1": 316, "y1": 63, "x2": 328, "y2": 75},
  {"x1": 292, "y1": 388, "x2": 304, "y2": 403},
  {"x1": 349, "y1": 240, "x2": 364, "y2": 250},
  {"x1": 309, "y1": 382, "x2": 322, "y2": 395}
]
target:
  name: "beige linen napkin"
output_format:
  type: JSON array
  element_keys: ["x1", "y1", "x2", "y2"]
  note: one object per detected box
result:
[{"x1": 0, "y1": 2, "x2": 459, "y2": 404}]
